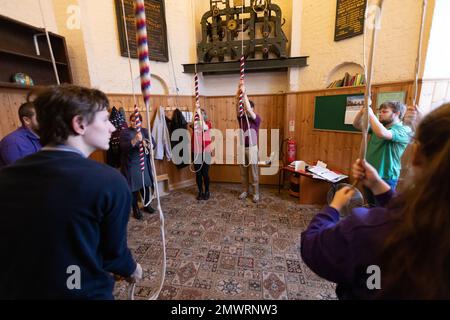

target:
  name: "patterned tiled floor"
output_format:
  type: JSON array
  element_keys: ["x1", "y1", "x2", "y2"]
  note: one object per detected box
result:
[{"x1": 114, "y1": 183, "x2": 337, "y2": 300}]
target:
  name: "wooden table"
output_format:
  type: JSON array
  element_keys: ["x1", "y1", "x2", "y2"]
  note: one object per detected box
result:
[{"x1": 280, "y1": 166, "x2": 348, "y2": 205}]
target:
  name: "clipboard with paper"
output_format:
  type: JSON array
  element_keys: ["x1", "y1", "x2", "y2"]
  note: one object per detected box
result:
[{"x1": 307, "y1": 166, "x2": 348, "y2": 183}]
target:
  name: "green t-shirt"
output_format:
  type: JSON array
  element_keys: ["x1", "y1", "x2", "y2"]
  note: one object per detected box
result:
[{"x1": 366, "y1": 122, "x2": 412, "y2": 180}]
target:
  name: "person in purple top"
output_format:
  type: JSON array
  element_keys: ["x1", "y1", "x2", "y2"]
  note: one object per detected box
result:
[
  {"x1": 0, "y1": 102, "x2": 41, "y2": 168},
  {"x1": 301, "y1": 103, "x2": 450, "y2": 300},
  {"x1": 236, "y1": 83, "x2": 262, "y2": 203}
]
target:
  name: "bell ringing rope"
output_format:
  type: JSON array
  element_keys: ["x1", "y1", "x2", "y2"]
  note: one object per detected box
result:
[
  {"x1": 192, "y1": 72, "x2": 206, "y2": 167},
  {"x1": 134, "y1": 0, "x2": 151, "y2": 172},
  {"x1": 239, "y1": 56, "x2": 246, "y2": 118},
  {"x1": 129, "y1": 0, "x2": 166, "y2": 301},
  {"x1": 133, "y1": 107, "x2": 145, "y2": 172},
  {"x1": 194, "y1": 73, "x2": 202, "y2": 130},
  {"x1": 238, "y1": 5, "x2": 254, "y2": 159}
]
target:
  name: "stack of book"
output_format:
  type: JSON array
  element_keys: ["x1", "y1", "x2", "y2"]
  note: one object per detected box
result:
[{"x1": 327, "y1": 72, "x2": 365, "y2": 88}]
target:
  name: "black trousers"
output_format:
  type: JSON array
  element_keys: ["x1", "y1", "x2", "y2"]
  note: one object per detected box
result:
[
  {"x1": 132, "y1": 186, "x2": 151, "y2": 211},
  {"x1": 194, "y1": 163, "x2": 210, "y2": 193}
]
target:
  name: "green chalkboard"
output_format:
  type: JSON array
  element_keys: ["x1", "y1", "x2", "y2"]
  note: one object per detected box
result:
[{"x1": 314, "y1": 94, "x2": 362, "y2": 132}]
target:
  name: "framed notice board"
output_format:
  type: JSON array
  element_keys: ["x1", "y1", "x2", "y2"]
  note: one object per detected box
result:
[
  {"x1": 377, "y1": 91, "x2": 406, "y2": 108},
  {"x1": 115, "y1": 0, "x2": 169, "y2": 62},
  {"x1": 314, "y1": 94, "x2": 362, "y2": 133},
  {"x1": 334, "y1": 0, "x2": 366, "y2": 41}
]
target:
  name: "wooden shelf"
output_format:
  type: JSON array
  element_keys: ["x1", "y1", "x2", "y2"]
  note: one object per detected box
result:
[
  {"x1": 0, "y1": 49, "x2": 68, "y2": 65},
  {"x1": 0, "y1": 82, "x2": 39, "y2": 90},
  {"x1": 183, "y1": 57, "x2": 308, "y2": 75},
  {"x1": 0, "y1": 14, "x2": 72, "y2": 86}
]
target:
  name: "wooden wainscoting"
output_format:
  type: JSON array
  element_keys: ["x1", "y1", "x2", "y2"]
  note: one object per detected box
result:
[
  {"x1": 0, "y1": 87, "x2": 28, "y2": 139},
  {"x1": 1, "y1": 81, "x2": 428, "y2": 189},
  {"x1": 209, "y1": 164, "x2": 281, "y2": 186},
  {"x1": 205, "y1": 93, "x2": 286, "y2": 184}
]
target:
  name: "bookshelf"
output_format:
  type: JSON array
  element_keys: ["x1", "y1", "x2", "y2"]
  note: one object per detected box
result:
[
  {"x1": 327, "y1": 72, "x2": 365, "y2": 89},
  {"x1": 0, "y1": 14, "x2": 72, "y2": 87}
]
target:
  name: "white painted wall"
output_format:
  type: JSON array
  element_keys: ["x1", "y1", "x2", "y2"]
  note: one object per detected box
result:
[
  {"x1": 418, "y1": 0, "x2": 450, "y2": 113},
  {"x1": 1, "y1": 0, "x2": 293, "y2": 95},
  {"x1": 52, "y1": 0, "x2": 91, "y2": 86},
  {"x1": 293, "y1": 0, "x2": 424, "y2": 91},
  {"x1": 71, "y1": 0, "x2": 191, "y2": 95},
  {"x1": 423, "y1": 0, "x2": 450, "y2": 80},
  {"x1": 73, "y1": 0, "x2": 293, "y2": 96},
  {"x1": 0, "y1": 0, "x2": 58, "y2": 32},
  {"x1": 1, "y1": 0, "x2": 436, "y2": 96},
  {"x1": 288, "y1": 0, "x2": 302, "y2": 92}
]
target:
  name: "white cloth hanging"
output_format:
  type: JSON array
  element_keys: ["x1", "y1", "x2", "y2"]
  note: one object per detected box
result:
[
  {"x1": 182, "y1": 111, "x2": 193, "y2": 123},
  {"x1": 152, "y1": 106, "x2": 172, "y2": 160}
]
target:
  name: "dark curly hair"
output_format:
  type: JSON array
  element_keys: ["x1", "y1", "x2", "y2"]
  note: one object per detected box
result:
[
  {"x1": 18, "y1": 102, "x2": 36, "y2": 125},
  {"x1": 379, "y1": 101, "x2": 406, "y2": 119},
  {"x1": 28, "y1": 85, "x2": 109, "y2": 146}
]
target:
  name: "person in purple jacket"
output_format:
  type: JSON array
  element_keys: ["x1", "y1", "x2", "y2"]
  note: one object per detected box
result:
[
  {"x1": 0, "y1": 102, "x2": 41, "y2": 168},
  {"x1": 236, "y1": 83, "x2": 262, "y2": 203},
  {"x1": 301, "y1": 103, "x2": 450, "y2": 300}
]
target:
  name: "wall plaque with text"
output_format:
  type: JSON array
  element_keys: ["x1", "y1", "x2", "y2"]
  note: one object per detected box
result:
[
  {"x1": 115, "y1": 0, "x2": 169, "y2": 62},
  {"x1": 334, "y1": 0, "x2": 366, "y2": 41}
]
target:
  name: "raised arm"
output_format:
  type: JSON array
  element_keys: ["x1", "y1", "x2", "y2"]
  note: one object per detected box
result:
[
  {"x1": 353, "y1": 107, "x2": 364, "y2": 130},
  {"x1": 240, "y1": 84, "x2": 256, "y2": 120},
  {"x1": 367, "y1": 107, "x2": 393, "y2": 140}
]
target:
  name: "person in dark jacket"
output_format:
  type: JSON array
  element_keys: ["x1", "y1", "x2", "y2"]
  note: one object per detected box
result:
[
  {"x1": 120, "y1": 113, "x2": 156, "y2": 220},
  {"x1": 168, "y1": 108, "x2": 189, "y2": 169},
  {"x1": 0, "y1": 85, "x2": 141, "y2": 300},
  {"x1": 301, "y1": 103, "x2": 450, "y2": 300},
  {"x1": 106, "y1": 106, "x2": 127, "y2": 168},
  {"x1": 0, "y1": 102, "x2": 41, "y2": 168}
]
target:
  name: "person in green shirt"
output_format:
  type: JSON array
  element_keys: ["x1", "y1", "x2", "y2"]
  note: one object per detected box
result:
[{"x1": 353, "y1": 101, "x2": 412, "y2": 206}]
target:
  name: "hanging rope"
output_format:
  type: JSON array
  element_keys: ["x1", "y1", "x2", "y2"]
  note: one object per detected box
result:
[
  {"x1": 351, "y1": 0, "x2": 384, "y2": 189},
  {"x1": 238, "y1": 3, "x2": 254, "y2": 167},
  {"x1": 121, "y1": 0, "x2": 156, "y2": 205},
  {"x1": 166, "y1": 15, "x2": 181, "y2": 107},
  {"x1": 120, "y1": 0, "x2": 139, "y2": 107},
  {"x1": 360, "y1": 0, "x2": 384, "y2": 161},
  {"x1": 238, "y1": 57, "x2": 246, "y2": 118},
  {"x1": 190, "y1": 0, "x2": 206, "y2": 174},
  {"x1": 38, "y1": 0, "x2": 60, "y2": 85},
  {"x1": 239, "y1": 4, "x2": 246, "y2": 120},
  {"x1": 126, "y1": 0, "x2": 166, "y2": 301},
  {"x1": 193, "y1": 72, "x2": 205, "y2": 142},
  {"x1": 413, "y1": 0, "x2": 428, "y2": 107}
]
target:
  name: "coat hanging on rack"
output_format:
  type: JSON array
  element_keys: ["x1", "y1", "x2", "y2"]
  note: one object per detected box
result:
[
  {"x1": 106, "y1": 106, "x2": 128, "y2": 168},
  {"x1": 152, "y1": 106, "x2": 172, "y2": 160},
  {"x1": 168, "y1": 108, "x2": 190, "y2": 169}
]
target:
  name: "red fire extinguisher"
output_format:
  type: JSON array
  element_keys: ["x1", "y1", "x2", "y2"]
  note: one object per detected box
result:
[{"x1": 287, "y1": 138, "x2": 297, "y2": 163}]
